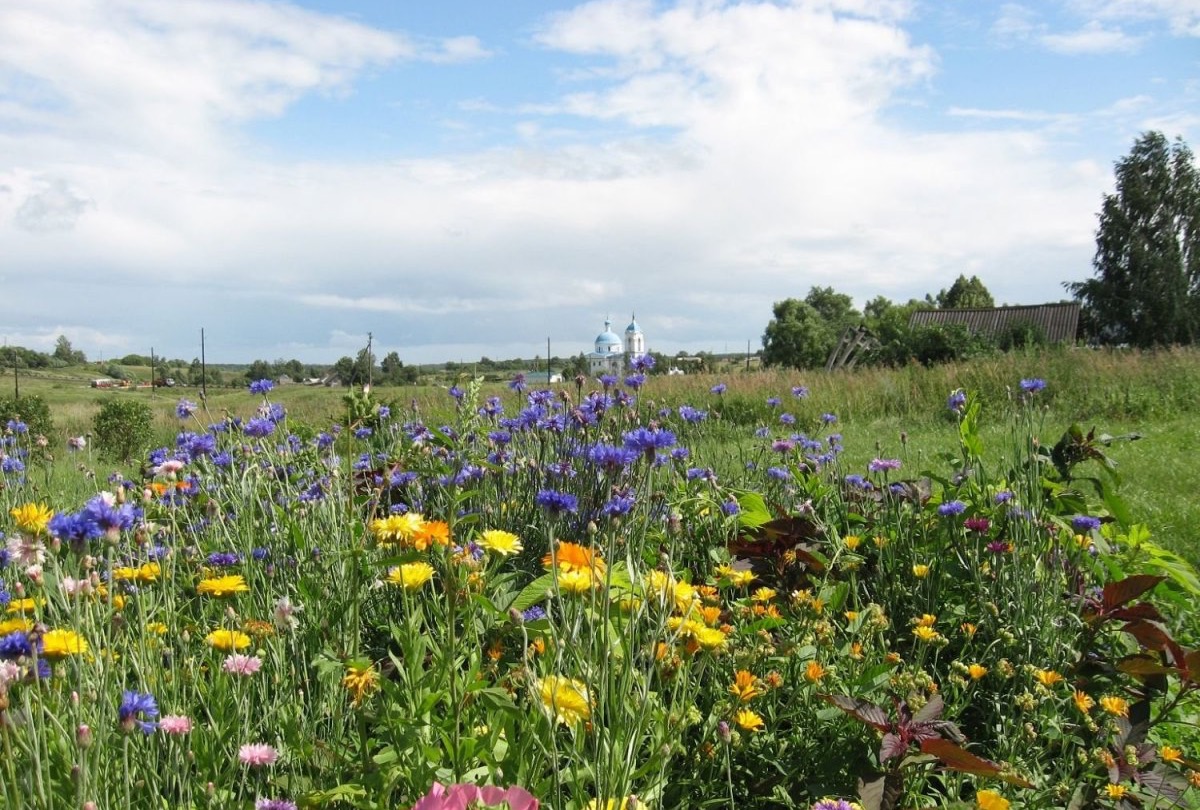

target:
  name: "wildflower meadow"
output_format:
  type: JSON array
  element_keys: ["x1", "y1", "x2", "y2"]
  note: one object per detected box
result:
[{"x1": 1, "y1": 368, "x2": 1198, "y2": 810}]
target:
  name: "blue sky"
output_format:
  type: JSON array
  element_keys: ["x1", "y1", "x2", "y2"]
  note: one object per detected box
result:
[{"x1": 1, "y1": 0, "x2": 1197, "y2": 365}]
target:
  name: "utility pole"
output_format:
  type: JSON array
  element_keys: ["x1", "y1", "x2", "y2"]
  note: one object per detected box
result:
[
  {"x1": 150, "y1": 347, "x2": 156, "y2": 397},
  {"x1": 547, "y1": 337, "x2": 551, "y2": 385},
  {"x1": 200, "y1": 328, "x2": 207, "y2": 401},
  {"x1": 366, "y1": 332, "x2": 373, "y2": 391}
]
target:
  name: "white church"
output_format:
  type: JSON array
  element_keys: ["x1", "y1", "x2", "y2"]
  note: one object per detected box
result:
[{"x1": 586, "y1": 314, "x2": 646, "y2": 375}]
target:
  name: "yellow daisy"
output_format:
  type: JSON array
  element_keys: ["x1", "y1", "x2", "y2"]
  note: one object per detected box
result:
[
  {"x1": 734, "y1": 708, "x2": 765, "y2": 732},
  {"x1": 477, "y1": 529, "x2": 523, "y2": 556},
  {"x1": 196, "y1": 575, "x2": 249, "y2": 598},
  {"x1": 40, "y1": 628, "x2": 89, "y2": 658},
  {"x1": 10, "y1": 502, "x2": 53, "y2": 534},
  {"x1": 538, "y1": 675, "x2": 590, "y2": 727},
  {"x1": 342, "y1": 662, "x2": 381, "y2": 706},
  {"x1": 387, "y1": 562, "x2": 435, "y2": 592},
  {"x1": 206, "y1": 629, "x2": 251, "y2": 651}
]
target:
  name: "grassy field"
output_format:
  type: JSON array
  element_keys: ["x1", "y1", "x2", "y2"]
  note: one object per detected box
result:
[{"x1": 6, "y1": 345, "x2": 1200, "y2": 558}]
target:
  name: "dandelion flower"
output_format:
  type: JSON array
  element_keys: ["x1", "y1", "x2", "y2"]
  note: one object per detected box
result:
[
  {"x1": 239, "y1": 743, "x2": 278, "y2": 767},
  {"x1": 478, "y1": 530, "x2": 523, "y2": 556},
  {"x1": 538, "y1": 676, "x2": 590, "y2": 727},
  {"x1": 1104, "y1": 784, "x2": 1127, "y2": 800},
  {"x1": 40, "y1": 628, "x2": 89, "y2": 658},
  {"x1": 206, "y1": 629, "x2": 251, "y2": 652},
  {"x1": 1073, "y1": 690, "x2": 1094, "y2": 714},
  {"x1": 10, "y1": 503, "x2": 53, "y2": 534},
  {"x1": 975, "y1": 790, "x2": 1010, "y2": 810},
  {"x1": 197, "y1": 575, "x2": 249, "y2": 598},
  {"x1": 729, "y1": 670, "x2": 763, "y2": 702},
  {"x1": 1033, "y1": 669, "x2": 1064, "y2": 688},
  {"x1": 342, "y1": 662, "x2": 380, "y2": 706},
  {"x1": 387, "y1": 562, "x2": 435, "y2": 591},
  {"x1": 734, "y1": 709, "x2": 765, "y2": 732},
  {"x1": 1099, "y1": 695, "x2": 1129, "y2": 717},
  {"x1": 912, "y1": 626, "x2": 941, "y2": 643}
]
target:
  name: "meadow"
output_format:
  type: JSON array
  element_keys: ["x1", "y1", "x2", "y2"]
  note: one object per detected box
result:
[{"x1": 1, "y1": 347, "x2": 1198, "y2": 810}]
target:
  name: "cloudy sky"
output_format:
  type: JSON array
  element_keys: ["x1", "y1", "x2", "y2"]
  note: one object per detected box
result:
[{"x1": 1, "y1": 0, "x2": 1197, "y2": 365}]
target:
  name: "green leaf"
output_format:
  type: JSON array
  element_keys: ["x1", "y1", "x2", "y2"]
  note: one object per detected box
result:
[
  {"x1": 733, "y1": 490, "x2": 773, "y2": 529},
  {"x1": 510, "y1": 573, "x2": 556, "y2": 612}
]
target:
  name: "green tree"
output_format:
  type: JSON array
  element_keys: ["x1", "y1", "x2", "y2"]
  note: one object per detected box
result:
[
  {"x1": 934, "y1": 275, "x2": 995, "y2": 309},
  {"x1": 92, "y1": 399, "x2": 153, "y2": 462},
  {"x1": 53, "y1": 335, "x2": 86, "y2": 364},
  {"x1": 1067, "y1": 131, "x2": 1200, "y2": 346},
  {"x1": 762, "y1": 287, "x2": 862, "y2": 370},
  {"x1": 245, "y1": 359, "x2": 274, "y2": 383}
]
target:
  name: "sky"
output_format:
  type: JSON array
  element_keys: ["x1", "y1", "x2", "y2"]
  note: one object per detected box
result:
[{"x1": 1, "y1": 0, "x2": 1197, "y2": 366}]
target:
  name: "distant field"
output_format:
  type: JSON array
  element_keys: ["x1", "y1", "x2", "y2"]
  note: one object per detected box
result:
[{"x1": 7, "y1": 346, "x2": 1199, "y2": 557}]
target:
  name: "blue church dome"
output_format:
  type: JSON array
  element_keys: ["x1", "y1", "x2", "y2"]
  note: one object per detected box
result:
[{"x1": 625, "y1": 313, "x2": 640, "y2": 334}]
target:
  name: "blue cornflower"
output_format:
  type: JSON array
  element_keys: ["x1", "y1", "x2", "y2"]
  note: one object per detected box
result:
[
  {"x1": 175, "y1": 400, "x2": 198, "y2": 419},
  {"x1": 587, "y1": 443, "x2": 639, "y2": 473},
  {"x1": 767, "y1": 466, "x2": 790, "y2": 481},
  {"x1": 2, "y1": 457, "x2": 25, "y2": 474},
  {"x1": 670, "y1": 447, "x2": 690, "y2": 461},
  {"x1": 678, "y1": 405, "x2": 707, "y2": 423},
  {"x1": 623, "y1": 373, "x2": 646, "y2": 390},
  {"x1": 600, "y1": 492, "x2": 636, "y2": 517},
  {"x1": 821, "y1": 412, "x2": 838, "y2": 425},
  {"x1": 686, "y1": 467, "x2": 714, "y2": 481},
  {"x1": 243, "y1": 418, "x2": 275, "y2": 438},
  {"x1": 354, "y1": 427, "x2": 373, "y2": 440},
  {"x1": 377, "y1": 406, "x2": 391, "y2": 420},
  {"x1": 779, "y1": 413, "x2": 796, "y2": 425},
  {"x1": 792, "y1": 385, "x2": 809, "y2": 398},
  {"x1": 710, "y1": 383, "x2": 727, "y2": 395},
  {"x1": 766, "y1": 396, "x2": 780, "y2": 408},
  {"x1": 521, "y1": 606, "x2": 547, "y2": 623},
  {"x1": 314, "y1": 432, "x2": 334, "y2": 450},
  {"x1": 448, "y1": 385, "x2": 465, "y2": 404},
  {"x1": 754, "y1": 427, "x2": 770, "y2": 438},
  {"x1": 947, "y1": 389, "x2": 967, "y2": 413},
  {"x1": 508, "y1": 373, "x2": 527, "y2": 393},
  {"x1": 251, "y1": 547, "x2": 270, "y2": 561},
  {"x1": 6, "y1": 420, "x2": 27, "y2": 434},
  {"x1": 844, "y1": 474, "x2": 873, "y2": 490},
  {"x1": 82, "y1": 495, "x2": 140, "y2": 538},
  {"x1": 535, "y1": 489, "x2": 578, "y2": 515},
  {"x1": 0, "y1": 631, "x2": 35, "y2": 659},
  {"x1": 622, "y1": 427, "x2": 677, "y2": 457},
  {"x1": 938, "y1": 500, "x2": 967, "y2": 516},
  {"x1": 211, "y1": 451, "x2": 233, "y2": 468},
  {"x1": 721, "y1": 500, "x2": 740, "y2": 516},
  {"x1": 206, "y1": 551, "x2": 241, "y2": 567},
  {"x1": 598, "y1": 374, "x2": 617, "y2": 390},
  {"x1": 868, "y1": 458, "x2": 901, "y2": 473},
  {"x1": 1072, "y1": 515, "x2": 1102, "y2": 532},
  {"x1": 255, "y1": 800, "x2": 298, "y2": 810},
  {"x1": 994, "y1": 491, "x2": 1014, "y2": 504},
  {"x1": 249, "y1": 379, "x2": 274, "y2": 395},
  {"x1": 631, "y1": 353, "x2": 655, "y2": 372},
  {"x1": 1020, "y1": 378, "x2": 1046, "y2": 394},
  {"x1": 263, "y1": 402, "x2": 286, "y2": 423},
  {"x1": 118, "y1": 690, "x2": 159, "y2": 734}
]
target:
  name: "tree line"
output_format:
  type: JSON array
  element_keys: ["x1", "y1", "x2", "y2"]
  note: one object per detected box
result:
[{"x1": 762, "y1": 130, "x2": 1200, "y2": 370}]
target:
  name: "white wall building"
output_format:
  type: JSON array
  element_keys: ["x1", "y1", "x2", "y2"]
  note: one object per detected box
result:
[{"x1": 586, "y1": 314, "x2": 646, "y2": 375}]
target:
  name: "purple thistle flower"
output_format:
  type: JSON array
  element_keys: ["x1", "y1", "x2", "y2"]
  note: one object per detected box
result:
[{"x1": 255, "y1": 800, "x2": 298, "y2": 810}]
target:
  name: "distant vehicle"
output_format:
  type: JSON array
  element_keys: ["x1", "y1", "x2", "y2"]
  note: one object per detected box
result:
[
  {"x1": 153, "y1": 377, "x2": 176, "y2": 388},
  {"x1": 91, "y1": 378, "x2": 116, "y2": 388}
]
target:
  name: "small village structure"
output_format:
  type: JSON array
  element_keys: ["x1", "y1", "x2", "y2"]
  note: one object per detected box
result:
[{"x1": 907, "y1": 302, "x2": 1081, "y2": 344}]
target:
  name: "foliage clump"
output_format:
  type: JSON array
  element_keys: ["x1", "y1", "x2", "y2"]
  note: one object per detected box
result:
[{"x1": 92, "y1": 397, "x2": 153, "y2": 462}]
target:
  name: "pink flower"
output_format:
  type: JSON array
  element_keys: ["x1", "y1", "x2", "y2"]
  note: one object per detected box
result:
[
  {"x1": 411, "y1": 782, "x2": 539, "y2": 810},
  {"x1": 223, "y1": 654, "x2": 263, "y2": 676},
  {"x1": 159, "y1": 715, "x2": 192, "y2": 735},
  {"x1": 239, "y1": 743, "x2": 278, "y2": 767}
]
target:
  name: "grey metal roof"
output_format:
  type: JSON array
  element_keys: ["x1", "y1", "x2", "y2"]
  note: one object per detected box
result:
[{"x1": 907, "y1": 302, "x2": 1080, "y2": 343}]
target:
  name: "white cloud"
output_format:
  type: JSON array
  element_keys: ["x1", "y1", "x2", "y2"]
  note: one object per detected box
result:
[
  {"x1": 1041, "y1": 20, "x2": 1144, "y2": 52},
  {"x1": 1068, "y1": 0, "x2": 1200, "y2": 36}
]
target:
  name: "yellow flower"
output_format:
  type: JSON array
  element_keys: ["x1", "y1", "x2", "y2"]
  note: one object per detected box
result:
[
  {"x1": 478, "y1": 529, "x2": 523, "y2": 556},
  {"x1": 538, "y1": 675, "x2": 590, "y2": 727},
  {"x1": 915, "y1": 613, "x2": 937, "y2": 628},
  {"x1": 912, "y1": 626, "x2": 941, "y2": 643},
  {"x1": 585, "y1": 800, "x2": 631, "y2": 810},
  {"x1": 734, "y1": 708, "x2": 765, "y2": 732},
  {"x1": 113, "y1": 563, "x2": 159, "y2": 583},
  {"x1": 206, "y1": 629, "x2": 251, "y2": 651},
  {"x1": 196, "y1": 575, "x2": 249, "y2": 598},
  {"x1": 10, "y1": 502, "x2": 53, "y2": 534},
  {"x1": 1033, "y1": 669, "x2": 1064, "y2": 688},
  {"x1": 912, "y1": 563, "x2": 930, "y2": 578},
  {"x1": 1105, "y1": 784, "x2": 1127, "y2": 800},
  {"x1": 40, "y1": 628, "x2": 89, "y2": 658},
  {"x1": 961, "y1": 622, "x2": 977, "y2": 637},
  {"x1": 342, "y1": 662, "x2": 381, "y2": 706},
  {"x1": 146, "y1": 622, "x2": 169, "y2": 636},
  {"x1": 1160, "y1": 745, "x2": 1183, "y2": 764},
  {"x1": 730, "y1": 670, "x2": 764, "y2": 702},
  {"x1": 804, "y1": 660, "x2": 827, "y2": 683},
  {"x1": 387, "y1": 562, "x2": 435, "y2": 592},
  {"x1": 6, "y1": 597, "x2": 44, "y2": 614},
  {"x1": 0, "y1": 618, "x2": 31, "y2": 635},
  {"x1": 751, "y1": 587, "x2": 776, "y2": 602},
  {"x1": 967, "y1": 664, "x2": 988, "y2": 681},
  {"x1": 673, "y1": 580, "x2": 699, "y2": 614},
  {"x1": 1073, "y1": 690, "x2": 1094, "y2": 714},
  {"x1": 843, "y1": 535, "x2": 862, "y2": 550},
  {"x1": 714, "y1": 563, "x2": 756, "y2": 587},
  {"x1": 557, "y1": 568, "x2": 595, "y2": 594},
  {"x1": 693, "y1": 626, "x2": 728, "y2": 651},
  {"x1": 1099, "y1": 695, "x2": 1129, "y2": 717},
  {"x1": 976, "y1": 789, "x2": 1010, "y2": 810},
  {"x1": 544, "y1": 541, "x2": 605, "y2": 576},
  {"x1": 369, "y1": 512, "x2": 427, "y2": 547}
]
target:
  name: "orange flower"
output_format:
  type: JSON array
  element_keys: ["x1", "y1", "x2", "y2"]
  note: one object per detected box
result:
[
  {"x1": 729, "y1": 670, "x2": 763, "y2": 702},
  {"x1": 1033, "y1": 669, "x2": 1064, "y2": 688},
  {"x1": 414, "y1": 520, "x2": 451, "y2": 550},
  {"x1": 804, "y1": 660, "x2": 827, "y2": 683},
  {"x1": 1099, "y1": 695, "x2": 1129, "y2": 717},
  {"x1": 544, "y1": 541, "x2": 605, "y2": 575},
  {"x1": 1073, "y1": 690, "x2": 1094, "y2": 714},
  {"x1": 967, "y1": 664, "x2": 988, "y2": 681}
]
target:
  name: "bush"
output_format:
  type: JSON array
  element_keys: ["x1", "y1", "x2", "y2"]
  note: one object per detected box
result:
[
  {"x1": 92, "y1": 398, "x2": 153, "y2": 462},
  {"x1": 0, "y1": 394, "x2": 55, "y2": 440}
]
